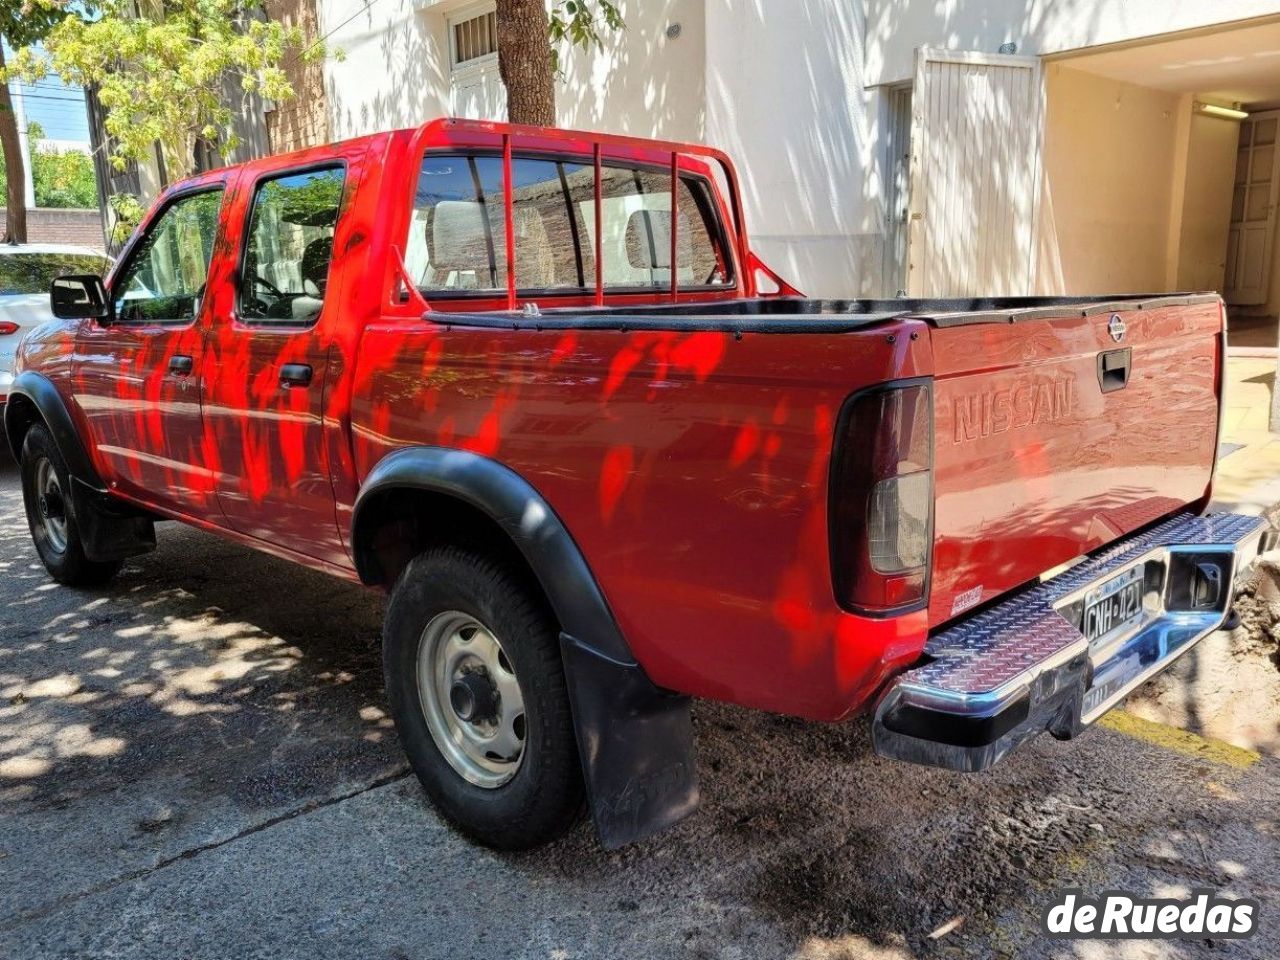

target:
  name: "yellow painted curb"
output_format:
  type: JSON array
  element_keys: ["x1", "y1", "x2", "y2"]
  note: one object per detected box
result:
[{"x1": 1097, "y1": 711, "x2": 1260, "y2": 770}]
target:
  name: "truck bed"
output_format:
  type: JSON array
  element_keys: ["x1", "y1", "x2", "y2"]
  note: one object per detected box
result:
[
  {"x1": 425, "y1": 292, "x2": 1221, "y2": 332},
  {"x1": 409, "y1": 290, "x2": 1226, "y2": 644}
]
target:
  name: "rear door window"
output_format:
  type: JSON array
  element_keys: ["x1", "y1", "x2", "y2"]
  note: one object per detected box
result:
[
  {"x1": 238, "y1": 165, "x2": 346, "y2": 326},
  {"x1": 405, "y1": 153, "x2": 733, "y2": 296}
]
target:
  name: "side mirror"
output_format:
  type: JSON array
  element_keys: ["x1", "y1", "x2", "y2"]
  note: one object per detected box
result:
[{"x1": 50, "y1": 274, "x2": 112, "y2": 322}]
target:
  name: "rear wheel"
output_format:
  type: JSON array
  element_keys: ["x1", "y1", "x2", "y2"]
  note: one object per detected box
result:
[
  {"x1": 382, "y1": 545, "x2": 584, "y2": 849},
  {"x1": 20, "y1": 424, "x2": 121, "y2": 587}
]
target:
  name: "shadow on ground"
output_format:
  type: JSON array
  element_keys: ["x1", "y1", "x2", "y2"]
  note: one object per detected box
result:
[{"x1": 1, "y1": 448, "x2": 1278, "y2": 960}]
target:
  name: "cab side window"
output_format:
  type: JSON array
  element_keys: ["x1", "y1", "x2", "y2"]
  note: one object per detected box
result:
[
  {"x1": 408, "y1": 154, "x2": 586, "y2": 293},
  {"x1": 114, "y1": 188, "x2": 224, "y2": 325},
  {"x1": 238, "y1": 166, "x2": 346, "y2": 326}
]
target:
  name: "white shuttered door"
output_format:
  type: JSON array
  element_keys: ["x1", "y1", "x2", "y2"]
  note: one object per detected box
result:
[
  {"x1": 907, "y1": 48, "x2": 1043, "y2": 297},
  {"x1": 1224, "y1": 111, "x2": 1280, "y2": 306}
]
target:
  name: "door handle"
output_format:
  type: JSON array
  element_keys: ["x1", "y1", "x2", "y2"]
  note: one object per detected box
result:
[
  {"x1": 168, "y1": 355, "x2": 194, "y2": 377},
  {"x1": 1097, "y1": 348, "x2": 1131, "y2": 393},
  {"x1": 280, "y1": 363, "x2": 313, "y2": 388}
]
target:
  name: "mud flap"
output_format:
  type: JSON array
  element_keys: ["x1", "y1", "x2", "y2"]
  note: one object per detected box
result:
[
  {"x1": 560, "y1": 633, "x2": 699, "y2": 849},
  {"x1": 69, "y1": 477, "x2": 156, "y2": 563}
]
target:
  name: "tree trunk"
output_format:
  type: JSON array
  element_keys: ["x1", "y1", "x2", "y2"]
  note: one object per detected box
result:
[
  {"x1": 495, "y1": 0, "x2": 555, "y2": 126},
  {"x1": 0, "y1": 43, "x2": 29, "y2": 243}
]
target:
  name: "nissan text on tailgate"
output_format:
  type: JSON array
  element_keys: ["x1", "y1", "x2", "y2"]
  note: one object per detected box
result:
[{"x1": 5, "y1": 120, "x2": 1267, "y2": 850}]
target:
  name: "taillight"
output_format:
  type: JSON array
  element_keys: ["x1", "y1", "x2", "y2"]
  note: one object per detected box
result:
[
  {"x1": 0, "y1": 321, "x2": 17, "y2": 335},
  {"x1": 829, "y1": 379, "x2": 934, "y2": 613}
]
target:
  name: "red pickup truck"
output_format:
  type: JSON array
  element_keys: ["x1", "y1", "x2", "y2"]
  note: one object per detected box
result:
[{"x1": 5, "y1": 119, "x2": 1267, "y2": 850}]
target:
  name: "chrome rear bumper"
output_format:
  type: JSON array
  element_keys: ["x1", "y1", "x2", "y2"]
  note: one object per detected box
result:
[{"x1": 872, "y1": 512, "x2": 1269, "y2": 771}]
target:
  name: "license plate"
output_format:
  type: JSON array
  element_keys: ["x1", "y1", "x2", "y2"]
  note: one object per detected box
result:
[{"x1": 1082, "y1": 565, "x2": 1144, "y2": 642}]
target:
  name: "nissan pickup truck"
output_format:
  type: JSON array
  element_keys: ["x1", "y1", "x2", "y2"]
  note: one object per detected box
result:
[{"x1": 5, "y1": 118, "x2": 1268, "y2": 851}]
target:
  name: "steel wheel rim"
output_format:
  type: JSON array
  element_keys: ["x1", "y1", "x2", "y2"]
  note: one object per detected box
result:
[
  {"x1": 416, "y1": 610, "x2": 527, "y2": 789},
  {"x1": 35, "y1": 458, "x2": 69, "y2": 554}
]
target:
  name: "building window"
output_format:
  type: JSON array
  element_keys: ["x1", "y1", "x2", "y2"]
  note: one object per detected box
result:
[{"x1": 451, "y1": 9, "x2": 498, "y2": 69}]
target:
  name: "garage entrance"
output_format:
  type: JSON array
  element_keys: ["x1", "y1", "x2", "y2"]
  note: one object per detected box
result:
[{"x1": 1041, "y1": 17, "x2": 1280, "y2": 352}]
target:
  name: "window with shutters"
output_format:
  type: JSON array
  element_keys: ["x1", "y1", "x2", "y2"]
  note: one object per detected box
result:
[{"x1": 449, "y1": 7, "x2": 498, "y2": 70}]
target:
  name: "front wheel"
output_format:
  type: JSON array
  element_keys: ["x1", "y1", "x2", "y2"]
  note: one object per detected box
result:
[
  {"x1": 382, "y1": 545, "x2": 585, "y2": 849},
  {"x1": 20, "y1": 424, "x2": 121, "y2": 587}
]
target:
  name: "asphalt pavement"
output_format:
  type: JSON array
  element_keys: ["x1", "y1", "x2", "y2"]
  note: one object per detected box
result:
[{"x1": 1, "y1": 448, "x2": 1278, "y2": 960}]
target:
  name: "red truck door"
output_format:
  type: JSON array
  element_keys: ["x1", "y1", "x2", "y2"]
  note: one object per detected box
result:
[
  {"x1": 73, "y1": 182, "x2": 228, "y2": 517},
  {"x1": 201, "y1": 153, "x2": 359, "y2": 565}
]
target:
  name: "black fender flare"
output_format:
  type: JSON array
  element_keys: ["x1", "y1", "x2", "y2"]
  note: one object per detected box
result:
[
  {"x1": 352, "y1": 445, "x2": 631, "y2": 662},
  {"x1": 4, "y1": 370, "x2": 105, "y2": 489},
  {"x1": 3, "y1": 371, "x2": 155, "y2": 562},
  {"x1": 352, "y1": 446, "x2": 698, "y2": 848}
]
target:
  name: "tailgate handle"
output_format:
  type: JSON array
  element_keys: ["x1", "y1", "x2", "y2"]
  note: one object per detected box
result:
[
  {"x1": 1097, "y1": 348, "x2": 1131, "y2": 393},
  {"x1": 168, "y1": 355, "x2": 194, "y2": 377}
]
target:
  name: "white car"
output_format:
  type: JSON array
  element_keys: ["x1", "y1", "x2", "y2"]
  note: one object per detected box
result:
[{"x1": 0, "y1": 243, "x2": 113, "y2": 405}]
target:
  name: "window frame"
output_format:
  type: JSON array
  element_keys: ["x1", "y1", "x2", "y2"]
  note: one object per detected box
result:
[
  {"x1": 410, "y1": 147, "x2": 739, "y2": 302},
  {"x1": 447, "y1": 5, "x2": 499, "y2": 72},
  {"x1": 596, "y1": 164, "x2": 737, "y2": 293},
  {"x1": 109, "y1": 184, "x2": 227, "y2": 328},
  {"x1": 233, "y1": 159, "x2": 349, "y2": 329}
]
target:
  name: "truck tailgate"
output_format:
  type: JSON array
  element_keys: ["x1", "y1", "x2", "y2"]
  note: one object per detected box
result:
[{"x1": 927, "y1": 299, "x2": 1222, "y2": 627}]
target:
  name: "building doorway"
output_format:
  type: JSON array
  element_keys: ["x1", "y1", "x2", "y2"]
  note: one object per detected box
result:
[
  {"x1": 883, "y1": 83, "x2": 912, "y2": 297},
  {"x1": 1225, "y1": 111, "x2": 1280, "y2": 308},
  {"x1": 902, "y1": 48, "x2": 1044, "y2": 298}
]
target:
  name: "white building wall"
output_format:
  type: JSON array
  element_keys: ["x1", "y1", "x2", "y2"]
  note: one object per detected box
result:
[
  {"x1": 318, "y1": 0, "x2": 705, "y2": 141},
  {"x1": 316, "y1": 0, "x2": 879, "y2": 296},
  {"x1": 318, "y1": 0, "x2": 453, "y2": 138},
  {"x1": 704, "y1": 0, "x2": 885, "y2": 296},
  {"x1": 1036, "y1": 65, "x2": 1182, "y2": 294},
  {"x1": 555, "y1": 0, "x2": 706, "y2": 142},
  {"x1": 315, "y1": 0, "x2": 1280, "y2": 300}
]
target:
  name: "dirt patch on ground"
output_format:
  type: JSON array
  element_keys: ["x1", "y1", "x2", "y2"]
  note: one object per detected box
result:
[
  {"x1": 1126, "y1": 550, "x2": 1280, "y2": 755},
  {"x1": 1232, "y1": 553, "x2": 1280, "y2": 664}
]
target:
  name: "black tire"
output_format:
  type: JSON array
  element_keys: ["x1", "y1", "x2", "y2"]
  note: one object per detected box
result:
[
  {"x1": 20, "y1": 424, "x2": 122, "y2": 587},
  {"x1": 383, "y1": 545, "x2": 585, "y2": 850}
]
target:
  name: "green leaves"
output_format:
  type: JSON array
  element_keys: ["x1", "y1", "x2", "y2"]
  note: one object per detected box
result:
[
  {"x1": 0, "y1": 121, "x2": 97, "y2": 208},
  {"x1": 9, "y1": 0, "x2": 328, "y2": 182},
  {"x1": 28, "y1": 121, "x2": 97, "y2": 207},
  {"x1": 0, "y1": 0, "x2": 72, "y2": 51},
  {"x1": 546, "y1": 0, "x2": 624, "y2": 78},
  {"x1": 106, "y1": 191, "x2": 143, "y2": 246}
]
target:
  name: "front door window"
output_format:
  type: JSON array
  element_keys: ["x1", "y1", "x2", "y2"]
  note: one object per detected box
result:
[{"x1": 114, "y1": 189, "x2": 224, "y2": 325}]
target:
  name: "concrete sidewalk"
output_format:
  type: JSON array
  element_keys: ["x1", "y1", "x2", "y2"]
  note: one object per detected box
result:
[{"x1": 1212, "y1": 355, "x2": 1280, "y2": 514}]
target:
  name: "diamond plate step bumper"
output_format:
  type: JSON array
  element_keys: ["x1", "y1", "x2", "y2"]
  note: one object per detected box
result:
[{"x1": 872, "y1": 512, "x2": 1270, "y2": 772}]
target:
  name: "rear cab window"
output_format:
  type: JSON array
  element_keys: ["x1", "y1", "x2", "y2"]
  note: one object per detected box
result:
[{"x1": 403, "y1": 152, "x2": 735, "y2": 297}]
